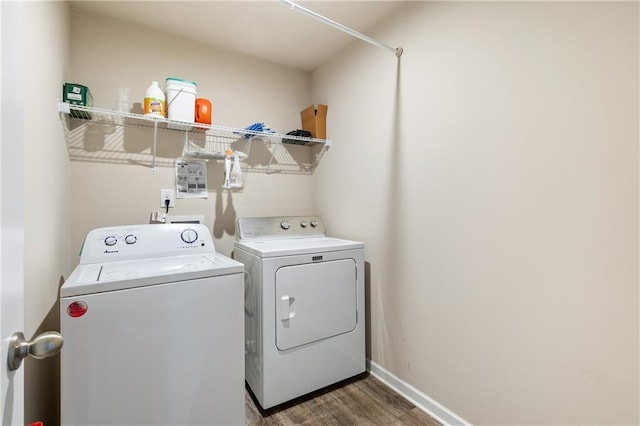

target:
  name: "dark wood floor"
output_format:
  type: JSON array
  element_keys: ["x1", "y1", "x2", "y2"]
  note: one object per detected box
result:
[{"x1": 245, "y1": 374, "x2": 441, "y2": 425}]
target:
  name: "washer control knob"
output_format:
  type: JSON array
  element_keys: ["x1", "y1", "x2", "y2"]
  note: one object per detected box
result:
[
  {"x1": 181, "y1": 229, "x2": 198, "y2": 244},
  {"x1": 280, "y1": 220, "x2": 290, "y2": 230},
  {"x1": 310, "y1": 220, "x2": 318, "y2": 228},
  {"x1": 124, "y1": 234, "x2": 137, "y2": 245},
  {"x1": 300, "y1": 220, "x2": 308, "y2": 228},
  {"x1": 104, "y1": 236, "x2": 117, "y2": 246}
]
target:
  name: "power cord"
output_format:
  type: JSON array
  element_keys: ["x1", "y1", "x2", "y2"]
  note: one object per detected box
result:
[{"x1": 164, "y1": 198, "x2": 170, "y2": 215}]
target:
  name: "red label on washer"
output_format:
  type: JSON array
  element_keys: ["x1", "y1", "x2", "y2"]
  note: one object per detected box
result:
[{"x1": 67, "y1": 301, "x2": 88, "y2": 317}]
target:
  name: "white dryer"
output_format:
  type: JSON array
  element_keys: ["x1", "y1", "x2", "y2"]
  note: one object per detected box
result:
[
  {"x1": 60, "y1": 224, "x2": 245, "y2": 425},
  {"x1": 234, "y1": 216, "x2": 365, "y2": 410}
]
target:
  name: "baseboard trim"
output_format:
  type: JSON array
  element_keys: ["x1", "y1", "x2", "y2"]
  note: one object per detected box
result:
[{"x1": 367, "y1": 360, "x2": 472, "y2": 426}]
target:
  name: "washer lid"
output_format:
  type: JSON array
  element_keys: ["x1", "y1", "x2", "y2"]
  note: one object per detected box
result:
[
  {"x1": 61, "y1": 253, "x2": 243, "y2": 297},
  {"x1": 234, "y1": 236, "x2": 363, "y2": 258}
]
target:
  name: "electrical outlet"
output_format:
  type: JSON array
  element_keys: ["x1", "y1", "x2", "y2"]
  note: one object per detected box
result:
[{"x1": 160, "y1": 189, "x2": 175, "y2": 208}]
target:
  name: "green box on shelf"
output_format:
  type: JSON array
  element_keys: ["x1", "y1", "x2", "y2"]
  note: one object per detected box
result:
[{"x1": 62, "y1": 83, "x2": 93, "y2": 119}]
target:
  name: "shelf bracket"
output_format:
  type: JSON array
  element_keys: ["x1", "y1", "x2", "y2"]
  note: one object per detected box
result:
[
  {"x1": 152, "y1": 121, "x2": 158, "y2": 173},
  {"x1": 266, "y1": 137, "x2": 279, "y2": 174}
]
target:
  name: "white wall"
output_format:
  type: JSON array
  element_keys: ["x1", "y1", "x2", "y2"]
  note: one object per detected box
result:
[
  {"x1": 23, "y1": 1, "x2": 71, "y2": 424},
  {"x1": 312, "y1": 2, "x2": 639, "y2": 424},
  {"x1": 68, "y1": 9, "x2": 316, "y2": 258}
]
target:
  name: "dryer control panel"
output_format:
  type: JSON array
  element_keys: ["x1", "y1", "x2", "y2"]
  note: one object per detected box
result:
[
  {"x1": 235, "y1": 216, "x2": 325, "y2": 241},
  {"x1": 79, "y1": 224, "x2": 215, "y2": 265}
]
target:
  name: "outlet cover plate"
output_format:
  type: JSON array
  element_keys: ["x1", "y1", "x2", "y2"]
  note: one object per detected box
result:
[{"x1": 160, "y1": 189, "x2": 175, "y2": 208}]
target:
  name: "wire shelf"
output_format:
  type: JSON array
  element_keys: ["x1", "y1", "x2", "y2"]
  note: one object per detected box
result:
[{"x1": 58, "y1": 102, "x2": 330, "y2": 174}]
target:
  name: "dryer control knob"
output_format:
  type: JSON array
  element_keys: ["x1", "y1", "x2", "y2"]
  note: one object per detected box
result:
[
  {"x1": 300, "y1": 220, "x2": 308, "y2": 228},
  {"x1": 280, "y1": 220, "x2": 290, "y2": 230},
  {"x1": 124, "y1": 234, "x2": 137, "y2": 245},
  {"x1": 104, "y1": 236, "x2": 117, "y2": 246},
  {"x1": 181, "y1": 229, "x2": 198, "y2": 244},
  {"x1": 310, "y1": 220, "x2": 318, "y2": 227}
]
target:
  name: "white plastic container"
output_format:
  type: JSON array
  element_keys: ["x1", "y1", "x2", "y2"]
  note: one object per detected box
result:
[
  {"x1": 144, "y1": 81, "x2": 165, "y2": 118},
  {"x1": 165, "y1": 77, "x2": 197, "y2": 124},
  {"x1": 230, "y1": 153, "x2": 243, "y2": 188}
]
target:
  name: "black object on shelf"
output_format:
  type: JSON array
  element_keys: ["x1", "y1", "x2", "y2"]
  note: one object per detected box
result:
[{"x1": 283, "y1": 129, "x2": 312, "y2": 145}]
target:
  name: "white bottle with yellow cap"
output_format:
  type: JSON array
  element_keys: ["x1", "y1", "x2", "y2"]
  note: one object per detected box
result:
[{"x1": 144, "y1": 81, "x2": 165, "y2": 118}]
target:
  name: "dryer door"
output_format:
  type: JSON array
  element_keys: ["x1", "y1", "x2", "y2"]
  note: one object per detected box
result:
[{"x1": 275, "y1": 259, "x2": 357, "y2": 351}]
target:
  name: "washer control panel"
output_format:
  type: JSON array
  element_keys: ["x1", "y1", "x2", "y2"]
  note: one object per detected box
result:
[
  {"x1": 80, "y1": 224, "x2": 214, "y2": 265},
  {"x1": 235, "y1": 216, "x2": 325, "y2": 241}
]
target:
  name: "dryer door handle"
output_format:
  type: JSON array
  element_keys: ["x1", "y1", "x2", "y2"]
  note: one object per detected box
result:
[{"x1": 279, "y1": 295, "x2": 296, "y2": 321}]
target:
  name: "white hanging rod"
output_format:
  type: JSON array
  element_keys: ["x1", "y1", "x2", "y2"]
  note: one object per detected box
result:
[{"x1": 277, "y1": 0, "x2": 403, "y2": 58}]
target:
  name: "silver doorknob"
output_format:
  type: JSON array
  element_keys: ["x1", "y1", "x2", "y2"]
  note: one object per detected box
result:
[{"x1": 7, "y1": 331, "x2": 63, "y2": 371}]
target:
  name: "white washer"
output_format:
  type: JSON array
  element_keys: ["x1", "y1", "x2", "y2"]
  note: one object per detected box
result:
[
  {"x1": 234, "y1": 216, "x2": 365, "y2": 410},
  {"x1": 60, "y1": 224, "x2": 245, "y2": 426}
]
